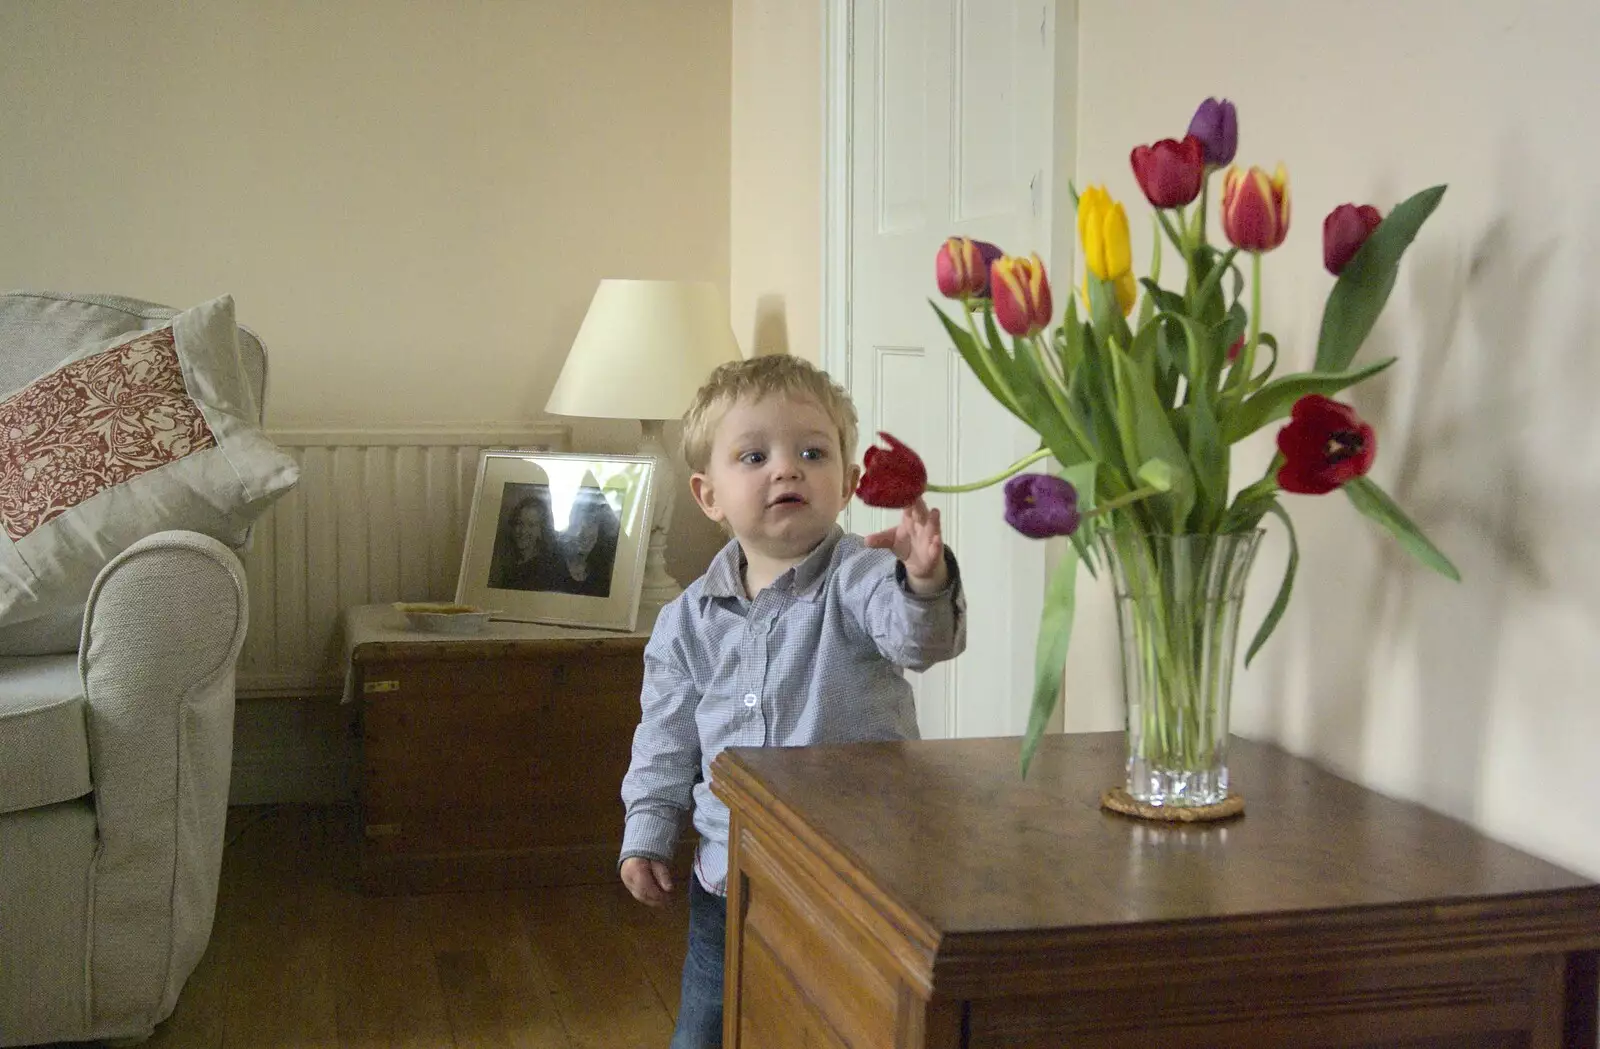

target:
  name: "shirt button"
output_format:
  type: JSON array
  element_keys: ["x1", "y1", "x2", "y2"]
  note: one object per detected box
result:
[{"x1": 743, "y1": 693, "x2": 758, "y2": 708}]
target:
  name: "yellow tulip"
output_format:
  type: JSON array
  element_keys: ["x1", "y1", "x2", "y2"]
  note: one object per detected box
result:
[{"x1": 1077, "y1": 185, "x2": 1132, "y2": 281}]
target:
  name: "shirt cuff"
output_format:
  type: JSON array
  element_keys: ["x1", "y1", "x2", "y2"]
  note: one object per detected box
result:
[
  {"x1": 620, "y1": 808, "x2": 682, "y2": 867},
  {"x1": 895, "y1": 547, "x2": 962, "y2": 601}
]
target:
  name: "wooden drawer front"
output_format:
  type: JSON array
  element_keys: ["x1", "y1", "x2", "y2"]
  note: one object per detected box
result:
[
  {"x1": 737, "y1": 834, "x2": 907, "y2": 1049},
  {"x1": 967, "y1": 954, "x2": 1545, "y2": 1048},
  {"x1": 360, "y1": 648, "x2": 642, "y2": 854},
  {"x1": 738, "y1": 932, "x2": 851, "y2": 1049}
]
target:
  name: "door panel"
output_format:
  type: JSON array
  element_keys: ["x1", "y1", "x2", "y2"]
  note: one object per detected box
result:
[{"x1": 848, "y1": 0, "x2": 1054, "y2": 739}]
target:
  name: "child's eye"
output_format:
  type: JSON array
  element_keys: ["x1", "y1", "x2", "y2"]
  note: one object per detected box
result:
[
  {"x1": 739, "y1": 451, "x2": 766, "y2": 466},
  {"x1": 802, "y1": 447, "x2": 828, "y2": 461}
]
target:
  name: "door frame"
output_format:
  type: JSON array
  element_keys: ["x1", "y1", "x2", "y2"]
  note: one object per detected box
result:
[{"x1": 820, "y1": 0, "x2": 855, "y2": 528}]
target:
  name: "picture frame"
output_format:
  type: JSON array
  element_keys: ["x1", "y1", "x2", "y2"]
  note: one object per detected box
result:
[{"x1": 455, "y1": 450, "x2": 656, "y2": 631}]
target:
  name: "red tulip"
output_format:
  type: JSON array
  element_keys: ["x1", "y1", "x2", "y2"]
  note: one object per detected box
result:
[
  {"x1": 1227, "y1": 334, "x2": 1245, "y2": 363},
  {"x1": 1222, "y1": 165, "x2": 1292, "y2": 252},
  {"x1": 1323, "y1": 203, "x2": 1383, "y2": 275},
  {"x1": 1275, "y1": 395, "x2": 1377, "y2": 495},
  {"x1": 990, "y1": 254, "x2": 1053, "y2": 337},
  {"x1": 936, "y1": 237, "x2": 1003, "y2": 299},
  {"x1": 1130, "y1": 135, "x2": 1205, "y2": 209},
  {"x1": 857, "y1": 433, "x2": 928, "y2": 508}
]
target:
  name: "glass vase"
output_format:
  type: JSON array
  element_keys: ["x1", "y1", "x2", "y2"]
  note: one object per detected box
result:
[{"x1": 1097, "y1": 529, "x2": 1263, "y2": 808}]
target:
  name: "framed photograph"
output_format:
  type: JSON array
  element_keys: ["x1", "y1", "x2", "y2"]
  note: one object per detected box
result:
[{"x1": 455, "y1": 450, "x2": 656, "y2": 631}]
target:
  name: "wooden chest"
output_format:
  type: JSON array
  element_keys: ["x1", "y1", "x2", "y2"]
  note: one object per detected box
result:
[{"x1": 349, "y1": 616, "x2": 648, "y2": 894}]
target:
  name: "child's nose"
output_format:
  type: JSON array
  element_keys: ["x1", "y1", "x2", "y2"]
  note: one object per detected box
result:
[{"x1": 771, "y1": 453, "x2": 804, "y2": 478}]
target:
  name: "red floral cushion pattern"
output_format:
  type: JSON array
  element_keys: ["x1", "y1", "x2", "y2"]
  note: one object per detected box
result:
[{"x1": 0, "y1": 327, "x2": 218, "y2": 542}]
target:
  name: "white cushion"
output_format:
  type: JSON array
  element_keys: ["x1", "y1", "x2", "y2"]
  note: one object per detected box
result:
[
  {"x1": 0, "y1": 655, "x2": 90, "y2": 814},
  {"x1": 0, "y1": 294, "x2": 298, "y2": 627}
]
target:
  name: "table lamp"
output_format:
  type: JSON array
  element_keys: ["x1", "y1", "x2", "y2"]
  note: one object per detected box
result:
[{"x1": 546, "y1": 278, "x2": 744, "y2": 618}]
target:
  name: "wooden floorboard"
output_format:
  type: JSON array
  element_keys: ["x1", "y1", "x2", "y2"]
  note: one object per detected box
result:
[{"x1": 30, "y1": 804, "x2": 689, "y2": 1049}]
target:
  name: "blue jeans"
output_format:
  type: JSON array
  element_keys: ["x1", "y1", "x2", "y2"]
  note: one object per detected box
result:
[{"x1": 670, "y1": 877, "x2": 726, "y2": 1049}]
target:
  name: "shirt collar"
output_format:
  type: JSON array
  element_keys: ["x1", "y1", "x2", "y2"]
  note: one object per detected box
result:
[{"x1": 699, "y1": 526, "x2": 844, "y2": 603}]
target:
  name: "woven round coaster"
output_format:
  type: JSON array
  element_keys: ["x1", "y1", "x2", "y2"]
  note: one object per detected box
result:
[{"x1": 1100, "y1": 787, "x2": 1245, "y2": 823}]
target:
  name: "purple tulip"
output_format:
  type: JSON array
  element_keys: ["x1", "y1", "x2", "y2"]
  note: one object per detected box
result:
[
  {"x1": 1186, "y1": 98, "x2": 1238, "y2": 168},
  {"x1": 1003, "y1": 473, "x2": 1080, "y2": 539}
]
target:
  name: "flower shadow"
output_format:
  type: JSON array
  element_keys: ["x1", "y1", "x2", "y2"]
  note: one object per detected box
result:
[{"x1": 1291, "y1": 170, "x2": 1589, "y2": 821}]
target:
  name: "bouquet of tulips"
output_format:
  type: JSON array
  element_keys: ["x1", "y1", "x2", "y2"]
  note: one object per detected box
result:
[{"x1": 855, "y1": 97, "x2": 1460, "y2": 776}]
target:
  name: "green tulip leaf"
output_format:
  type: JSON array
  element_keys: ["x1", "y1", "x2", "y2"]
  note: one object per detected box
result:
[
  {"x1": 1138, "y1": 278, "x2": 1186, "y2": 318},
  {"x1": 1222, "y1": 357, "x2": 1396, "y2": 445},
  {"x1": 1109, "y1": 338, "x2": 1196, "y2": 530},
  {"x1": 1020, "y1": 503, "x2": 1090, "y2": 777},
  {"x1": 1059, "y1": 459, "x2": 1099, "y2": 577},
  {"x1": 1245, "y1": 500, "x2": 1299, "y2": 666},
  {"x1": 1343, "y1": 476, "x2": 1462, "y2": 582},
  {"x1": 1077, "y1": 325, "x2": 1129, "y2": 490},
  {"x1": 1154, "y1": 310, "x2": 1225, "y2": 529},
  {"x1": 1242, "y1": 332, "x2": 1281, "y2": 394},
  {"x1": 1137, "y1": 458, "x2": 1175, "y2": 493},
  {"x1": 1315, "y1": 185, "x2": 1447, "y2": 373},
  {"x1": 932, "y1": 301, "x2": 1025, "y2": 421},
  {"x1": 1010, "y1": 337, "x2": 1094, "y2": 467},
  {"x1": 1192, "y1": 246, "x2": 1240, "y2": 316}
]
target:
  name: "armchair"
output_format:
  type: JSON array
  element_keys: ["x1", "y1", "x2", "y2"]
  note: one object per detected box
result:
[{"x1": 0, "y1": 291, "x2": 287, "y2": 1045}]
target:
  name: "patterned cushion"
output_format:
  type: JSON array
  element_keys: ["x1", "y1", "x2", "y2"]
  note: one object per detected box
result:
[{"x1": 0, "y1": 295, "x2": 298, "y2": 628}]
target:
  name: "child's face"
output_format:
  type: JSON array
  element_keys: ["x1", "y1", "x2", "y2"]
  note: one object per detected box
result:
[{"x1": 689, "y1": 394, "x2": 860, "y2": 563}]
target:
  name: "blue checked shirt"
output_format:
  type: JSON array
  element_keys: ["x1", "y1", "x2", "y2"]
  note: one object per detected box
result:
[{"x1": 620, "y1": 525, "x2": 966, "y2": 895}]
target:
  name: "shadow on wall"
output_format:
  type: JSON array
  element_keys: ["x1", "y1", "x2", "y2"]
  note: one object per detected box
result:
[
  {"x1": 752, "y1": 293, "x2": 791, "y2": 357},
  {"x1": 1286, "y1": 142, "x2": 1597, "y2": 825}
]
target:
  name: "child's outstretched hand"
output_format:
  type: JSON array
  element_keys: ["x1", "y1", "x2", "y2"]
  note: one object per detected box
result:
[
  {"x1": 621, "y1": 856, "x2": 675, "y2": 907},
  {"x1": 864, "y1": 497, "x2": 949, "y2": 594}
]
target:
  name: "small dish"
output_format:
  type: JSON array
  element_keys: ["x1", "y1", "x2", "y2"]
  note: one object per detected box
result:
[{"x1": 393, "y1": 602, "x2": 494, "y2": 635}]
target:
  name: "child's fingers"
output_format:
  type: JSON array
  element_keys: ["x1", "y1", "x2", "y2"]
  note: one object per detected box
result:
[
  {"x1": 650, "y1": 860, "x2": 675, "y2": 893},
  {"x1": 632, "y1": 877, "x2": 667, "y2": 907}
]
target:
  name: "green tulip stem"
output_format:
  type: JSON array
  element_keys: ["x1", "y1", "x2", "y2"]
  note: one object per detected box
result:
[
  {"x1": 1082, "y1": 483, "x2": 1167, "y2": 520},
  {"x1": 1148, "y1": 215, "x2": 1163, "y2": 286},
  {"x1": 926, "y1": 447, "x2": 1053, "y2": 495},
  {"x1": 1155, "y1": 210, "x2": 1187, "y2": 259},
  {"x1": 1236, "y1": 251, "x2": 1263, "y2": 402}
]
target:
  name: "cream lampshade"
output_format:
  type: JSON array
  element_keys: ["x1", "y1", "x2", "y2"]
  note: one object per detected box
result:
[{"x1": 546, "y1": 279, "x2": 744, "y2": 619}]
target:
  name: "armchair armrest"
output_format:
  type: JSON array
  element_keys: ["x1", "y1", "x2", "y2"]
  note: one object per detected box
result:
[{"x1": 78, "y1": 529, "x2": 248, "y2": 1034}]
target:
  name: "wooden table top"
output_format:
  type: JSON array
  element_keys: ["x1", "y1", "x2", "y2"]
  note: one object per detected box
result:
[{"x1": 713, "y1": 732, "x2": 1599, "y2": 939}]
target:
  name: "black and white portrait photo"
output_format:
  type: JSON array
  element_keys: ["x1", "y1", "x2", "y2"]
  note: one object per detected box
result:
[
  {"x1": 487, "y1": 483, "x2": 564, "y2": 592},
  {"x1": 457, "y1": 451, "x2": 655, "y2": 630},
  {"x1": 486, "y1": 482, "x2": 621, "y2": 597},
  {"x1": 548, "y1": 485, "x2": 621, "y2": 598}
]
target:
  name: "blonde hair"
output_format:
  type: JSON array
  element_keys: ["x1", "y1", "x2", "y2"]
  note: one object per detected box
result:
[{"x1": 681, "y1": 355, "x2": 859, "y2": 474}]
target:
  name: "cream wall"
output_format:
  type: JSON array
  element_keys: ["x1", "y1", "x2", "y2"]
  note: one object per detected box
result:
[
  {"x1": 729, "y1": 0, "x2": 822, "y2": 361},
  {"x1": 1074, "y1": 0, "x2": 1600, "y2": 877},
  {"x1": 0, "y1": 0, "x2": 732, "y2": 580}
]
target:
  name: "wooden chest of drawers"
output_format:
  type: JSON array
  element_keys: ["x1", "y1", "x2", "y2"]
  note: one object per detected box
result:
[{"x1": 712, "y1": 733, "x2": 1600, "y2": 1048}]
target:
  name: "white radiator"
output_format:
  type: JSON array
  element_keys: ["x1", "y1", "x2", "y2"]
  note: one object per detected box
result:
[{"x1": 235, "y1": 427, "x2": 567, "y2": 698}]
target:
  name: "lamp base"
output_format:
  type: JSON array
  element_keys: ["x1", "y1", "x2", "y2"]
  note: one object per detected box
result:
[{"x1": 635, "y1": 420, "x2": 682, "y2": 631}]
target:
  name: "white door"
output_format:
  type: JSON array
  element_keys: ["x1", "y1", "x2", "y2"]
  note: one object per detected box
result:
[{"x1": 829, "y1": 0, "x2": 1064, "y2": 739}]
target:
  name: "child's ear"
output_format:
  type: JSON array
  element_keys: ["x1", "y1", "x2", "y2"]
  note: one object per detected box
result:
[
  {"x1": 689, "y1": 472, "x2": 725, "y2": 523},
  {"x1": 843, "y1": 463, "x2": 862, "y2": 500}
]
